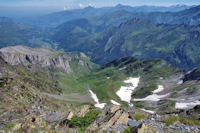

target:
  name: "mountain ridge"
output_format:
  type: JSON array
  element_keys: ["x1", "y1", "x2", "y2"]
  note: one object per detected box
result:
[{"x1": 0, "y1": 45, "x2": 97, "y2": 74}]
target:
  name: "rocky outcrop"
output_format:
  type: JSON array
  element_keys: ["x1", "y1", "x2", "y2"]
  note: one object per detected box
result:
[
  {"x1": 78, "y1": 105, "x2": 91, "y2": 117},
  {"x1": 183, "y1": 67, "x2": 200, "y2": 82},
  {"x1": 0, "y1": 46, "x2": 92, "y2": 74}
]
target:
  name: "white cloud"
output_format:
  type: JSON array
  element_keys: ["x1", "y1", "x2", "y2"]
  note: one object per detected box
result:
[{"x1": 79, "y1": 3, "x2": 84, "y2": 8}]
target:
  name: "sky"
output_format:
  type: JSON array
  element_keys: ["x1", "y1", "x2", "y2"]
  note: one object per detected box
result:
[
  {"x1": 0, "y1": 0, "x2": 199, "y2": 17},
  {"x1": 1, "y1": 0, "x2": 200, "y2": 8}
]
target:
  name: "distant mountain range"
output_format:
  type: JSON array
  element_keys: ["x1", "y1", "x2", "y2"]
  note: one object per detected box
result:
[
  {"x1": 1, "y1": 5, "x2": 200, "y2": 70},
  {"x1": 53, "y1": 18, "x2": 200, "y2": 70},
  {"x1": 0, "y1": 20, "x2": 56, "y2": 48},
  {"x1": 23, "y1": 4, "x2": 193, "y2": 27}
]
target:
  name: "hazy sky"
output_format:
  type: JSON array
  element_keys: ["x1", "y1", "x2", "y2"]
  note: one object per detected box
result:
[
  {"x1": 0, "y1": 0, "x2": 199, "y2": 18},
  {"x1": 1, "y1": 0, "x2": 200, "y2": 8}
]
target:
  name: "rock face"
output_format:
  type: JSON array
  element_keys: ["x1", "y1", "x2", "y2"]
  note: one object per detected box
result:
[
  {"x1": 0, "y1": 46, "x2": 91, "y2": 74},
  {"x1": 183, "y1": 67, "x2": 200, "y2": 82}
]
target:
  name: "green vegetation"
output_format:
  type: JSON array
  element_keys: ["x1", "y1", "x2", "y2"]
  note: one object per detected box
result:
[
  {"x1": 123, "y1": 126, "x2": 131, "y2": 133},
  {"x1": 0, "y1": 22, "x2": 55, "y2": 48},
  {"x1": 186, "y1": 86, "x2": 198, "y2": 94},
  {"x1": 166, "y1": 100, "x2": 176, "y2": 110},
  {"x1": 162, "y1": 116, "x2": 200, "y2": 126},
  {"x1": 78, "y1": 67, "x2": 126, "y2": 102},
  {"x1": 132, "y1": 101, "x2": 145, "y2": 108},
  {"x1": 170, "y1": 92, "x2": 179, "y2": 98},
  {"x1": 53, "y1": 14, "x2": 200, "y2": 70},
  {"x1": 56, "y1": 72, "x2": 87, "y2": 94},
  {"x1": 0, "y1": 82, "x2": 4, "y2": 87},
  {"x1": 69, "y1": 110, "x2": 100, "y2": 131},
  {"x1": 56, "y1": 56, "x2": 181, "y2": 104},
  {"x1": 133, "y1": 113, "x2": 147, "y2": 121},
  {"x1": 3, "y1": 123, "x2": 15, "y2": 130}
]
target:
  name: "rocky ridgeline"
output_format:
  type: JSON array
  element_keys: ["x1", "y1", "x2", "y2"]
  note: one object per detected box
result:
[
  {"x1": 0, "y1": 46, "x2": 90, "y2": 74},
  {"x1": 183, "y1": 67, "x2": 200, "y2": 82},
  {"x1": 1, "y1": 104, "x2": 199, "y2": 133}
]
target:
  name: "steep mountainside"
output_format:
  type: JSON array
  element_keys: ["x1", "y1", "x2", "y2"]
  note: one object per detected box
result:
[
  {"x1": 183, "y1": 67, "x2": 200, "y2": 81},
  {"x1": 55, "y1": 18, "x2": 200, "y2": 70},
  {"x1": 0, "y1": 46, "x2": 97, "y2": 75},
  {"x1": 0, "y1": 20, "x2": 57, "y2": 49},
  {"x1": 134, "y1": 5, "x2": 200, "y2": 26}
]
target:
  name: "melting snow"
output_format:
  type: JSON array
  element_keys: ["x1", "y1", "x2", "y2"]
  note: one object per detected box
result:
[
  {"x1": 89, "y1": 90, "x2": 106, "y2": 109},
  {"x1": 175, "y1": 101, "x2": 200, "y2": 109},
  {"x1": 110, "y1": 100, "x2": 120, "y2": 105},
  {"x1": 133, "y1": 85, "x2": 168, "y2": 102},
  {"x1": 119, "y1": 67, "x2": 126, "y2": 71},
  {"x1": 177, "y1": 80, "x2": 183, "y2": 85},
  {"x1": 152, "y1": 85, "x2": 164, "y2": 94},
  {"x1": 133, "y1": 93, "x2": 169, "y2": 102},
  {"x1": 141, "y1": 109, "x2": 155, "y2": 114},
  {"x1": 116, "y1": 77, "x2": 140, "y2": 104}
]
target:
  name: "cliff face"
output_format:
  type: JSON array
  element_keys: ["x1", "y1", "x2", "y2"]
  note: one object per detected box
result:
[
  {"x1": 0, "y1": 46, "x2": 93, "y2": 74},
  {"x1": 183, "y1": 67, "x2": 200, "y2": 82}
]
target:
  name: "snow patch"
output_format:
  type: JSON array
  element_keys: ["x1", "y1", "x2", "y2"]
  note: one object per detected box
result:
[
  {"x1": 177, "y1": 80, "x2": 183, "y2": 85},
  {"x1": 133, "y1": 85, "x2": 168, "y2": 102},
  {"x1": 116, "y1": 77, "x2": 140, "y2": 104},
  {"x1": 152, "y1": 85, "x2": 164, "y2": 94},
  {"x1": 89, "y1": 90, "x2": 106, "y2": 109},
  {"x1": 110, "y1": 100, "x2": 120, "y2": 105},
  {"x1": 133, "y1": 93, "x2": 169, "y2": 102},
  {"x1": 141, "y1": 109, "x2": 155, "y2": 114},
  {"x1": 175, "y1": 101, "x2": 200, "y2": 109},
  {"x1": 119, "y1": 67, "x2": 126, "y2": 71}
]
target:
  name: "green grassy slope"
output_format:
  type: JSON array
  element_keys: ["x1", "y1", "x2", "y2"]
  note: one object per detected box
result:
[
  {"x1": 0, "y1": 22, "x2": 56, "y2": 48},
  {"x1": 56, "y1": 18, "x2": 200, "y2": 70},
  {"x1": 59, "y1": 57, "x2": 181, "y2": 105}
]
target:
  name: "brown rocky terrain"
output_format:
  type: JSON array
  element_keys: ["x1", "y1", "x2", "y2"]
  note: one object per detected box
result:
[{"x1": 0, "y1": 46, "x2": 95, "y2": 74}]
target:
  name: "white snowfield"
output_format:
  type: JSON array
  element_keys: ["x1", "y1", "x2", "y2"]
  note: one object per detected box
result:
[
  {"x1": 133, "y1": 93, "x2": 169, "y2": 102},
  {"x1": 177, "y1": 80, "x2": 183, "y2": 85},
  {"x1": 175, "y1": 100, "x2": 200, "y2": 109},
  {"x1": 133, "y1": 85, "x2": 169, "y2": 102},
  {"x1": 89, "y1": 90, "x2": 106, "y2": 109},
  {"x1": 141, "y1": 109, "x2": 155, "y2": 114},
  {"x1": 152, "y1": 85, "x2": 164, "y2": 94},
  {"x1": 116, "y1": 77, "x2": 140, "y2": 104},
  {"x1": 110, "y1": 100, "x2": 120, "y2": 105}
]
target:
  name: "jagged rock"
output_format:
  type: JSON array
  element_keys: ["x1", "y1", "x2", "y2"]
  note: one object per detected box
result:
[
  {"x1": 0, "y1": 46, "x2": 93, "y2": 74},
  {"x1": 137, "y1": 123, "x2": 155, "y2": 133},
  {"x1": 102, "y1": 110, "x2": 122, "y2": 129},
  {"x1": 110, "y1": 105, "x2": 120, "y2": 113},
  {"x1": 128, "y1": 120, "x2": 142, "y2": 127},
  {"x1": 66, "y1": 112, "x2": 74, "y2": 120},
  {"x1": 0, "y1": 46, "x2": 73, "y2": 73},
  {"x1": 80, "y1": 52, "x2": 87, "y2": 58},
  {"x1": 116, "y1": 112, "x2": 130, "y2": 124},
  {"x1": 0, "y1": 130, "x2": 5, "y2": 133},
  {"x1": 12, "y1": 123, "x2": 22, "y2": 131},
  {"x1": 85, "y1": 121, "x2": 98, "y2": 133},
  {"x1": 183, "y1": 67, "x2": 200, "y2": 82},
  {"x1": 128, "y1": 120, "x2": 143, "y2": 133},
  {"x1": 78, "y1": 105, "x2": 91, "y2": 117}
]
